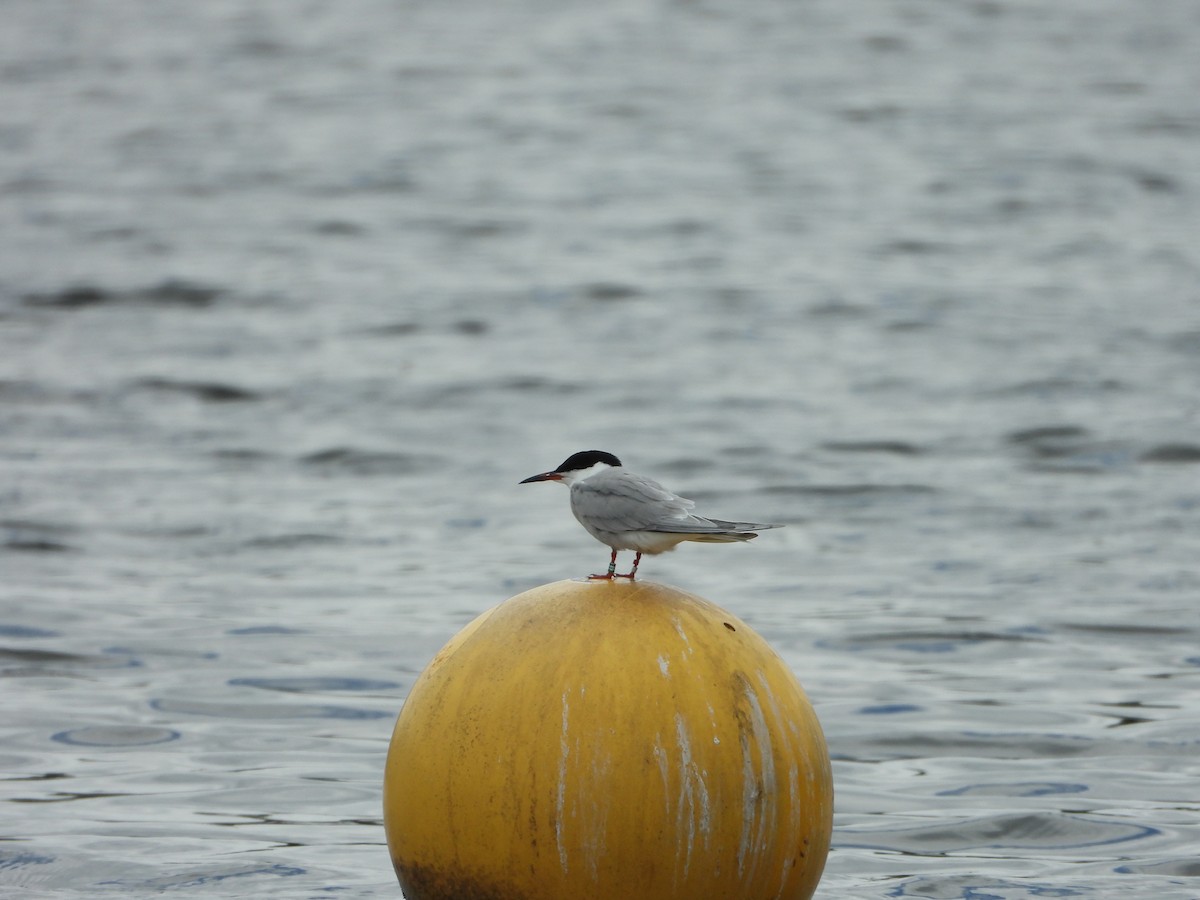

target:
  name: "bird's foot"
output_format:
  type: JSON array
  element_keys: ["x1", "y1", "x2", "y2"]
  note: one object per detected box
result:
[
  {"x1": 589, "y1": 550, "x2": 620, "y2": 580},
  {"x1": 613, "y1": 570, "x2": 638, "y2": 579},
  {"x1": 614, "y1": 552, "x2": 642, "y2": 580}
]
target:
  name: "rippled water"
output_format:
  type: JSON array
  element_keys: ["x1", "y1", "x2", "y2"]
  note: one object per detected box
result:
[{"x1": 3, "y1": 1, "x2": 1199, "y2": 897}]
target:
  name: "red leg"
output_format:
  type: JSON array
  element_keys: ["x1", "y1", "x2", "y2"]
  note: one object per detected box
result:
[
  {"x1": 616, "y1": 551, "x2": 642, "y2": 579},
  {"x1": 589, "y1": 548, "x2": 618, "y2": 580}
]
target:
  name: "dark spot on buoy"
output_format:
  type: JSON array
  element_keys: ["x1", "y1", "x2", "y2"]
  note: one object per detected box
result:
[{"x1": 723, "y1": 622, "x2": 736, "y2": 632}]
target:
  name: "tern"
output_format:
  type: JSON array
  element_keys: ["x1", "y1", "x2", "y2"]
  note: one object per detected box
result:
[{"x1": 520, "y1": 450, "x2": 782, "y2": 579}]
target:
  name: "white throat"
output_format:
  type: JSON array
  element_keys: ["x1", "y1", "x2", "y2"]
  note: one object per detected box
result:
[{"x1": 559, "y1": 461, "x2": 614, "y2": 486}]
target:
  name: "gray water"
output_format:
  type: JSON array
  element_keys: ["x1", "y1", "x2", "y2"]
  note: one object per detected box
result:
[{"x1": 3, "y1": 1, "x2": 1199, "y2": 897}]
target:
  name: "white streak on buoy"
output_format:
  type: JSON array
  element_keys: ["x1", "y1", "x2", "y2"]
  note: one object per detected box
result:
[
  {"x1": 707, "y1": 701, "x2": 720, "y2": 744},
  {"x1": 675, "y1": 713, "x2": 695, "y2": 877},
  {"x1": 581, "y1": 751, "x2": 612, "y2": 881},
  {"x1": 671, "y1": 616, "x2": 693, "y2": 655},
  {"x1": 556, "y1": 692, "x2": 570, "y2": 873},
  {"x1": 736, "y1": 722, "x2": 756, "y2": 878},
  {"x1": 755, "y1": 669, "x2": 804, "y2": 898},
  {"x1": 672, "y1": 712, "x2": 711, "y2": 881},
  {"x1": 735, "y1": 675, "x2": 776, "y2": 886},
  {"x1": 652, "y1": 738, "x2": 671, "y2": 820}
]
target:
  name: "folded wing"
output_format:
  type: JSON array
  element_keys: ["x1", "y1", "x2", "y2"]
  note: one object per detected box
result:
[{"x1": 571, "y1": 470, "x2": 781, "y2": 535}]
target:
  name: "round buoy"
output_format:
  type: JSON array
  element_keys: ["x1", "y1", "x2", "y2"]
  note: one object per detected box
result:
[{"x1": 383, "y1": 579, "x2": 832, "y2": 900}]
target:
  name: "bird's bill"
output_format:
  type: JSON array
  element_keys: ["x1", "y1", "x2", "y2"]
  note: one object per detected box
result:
[{"x1": 519, "y1": 471, "x2": 564, "y2": 484}]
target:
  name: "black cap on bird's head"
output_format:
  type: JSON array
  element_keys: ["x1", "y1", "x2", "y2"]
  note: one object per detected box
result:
[
  {"x1": 554, "y1": 450, "x2": 621, "y2": 472},
  {"x1": 519, "y1": 450, "x2": 622, "y2": 484}
]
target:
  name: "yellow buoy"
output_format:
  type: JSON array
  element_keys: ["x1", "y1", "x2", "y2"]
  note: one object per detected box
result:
[{"x1": 383, "y1": 579, "x2": 832, "y2": 900}]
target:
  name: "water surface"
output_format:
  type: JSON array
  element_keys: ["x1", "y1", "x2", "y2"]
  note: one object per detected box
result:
[{"x1": 2, "y1": 1, "x2": 1199, "y2": 897}]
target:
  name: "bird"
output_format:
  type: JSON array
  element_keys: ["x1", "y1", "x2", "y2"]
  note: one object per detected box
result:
[{"x1": 519, "y1": 450, "x2": 782, "y2": 580}]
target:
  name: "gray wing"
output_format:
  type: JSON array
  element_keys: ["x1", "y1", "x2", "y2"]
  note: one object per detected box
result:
[
  {"x1": 571, "y1": 469, "x2": 695, "y2": 533},
  {"x1": 572, "y1": 469, "x2": 780, "y2": 534},
  {"x1": 647, "y1": 518, "x2": 783, "y2": 534}
]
